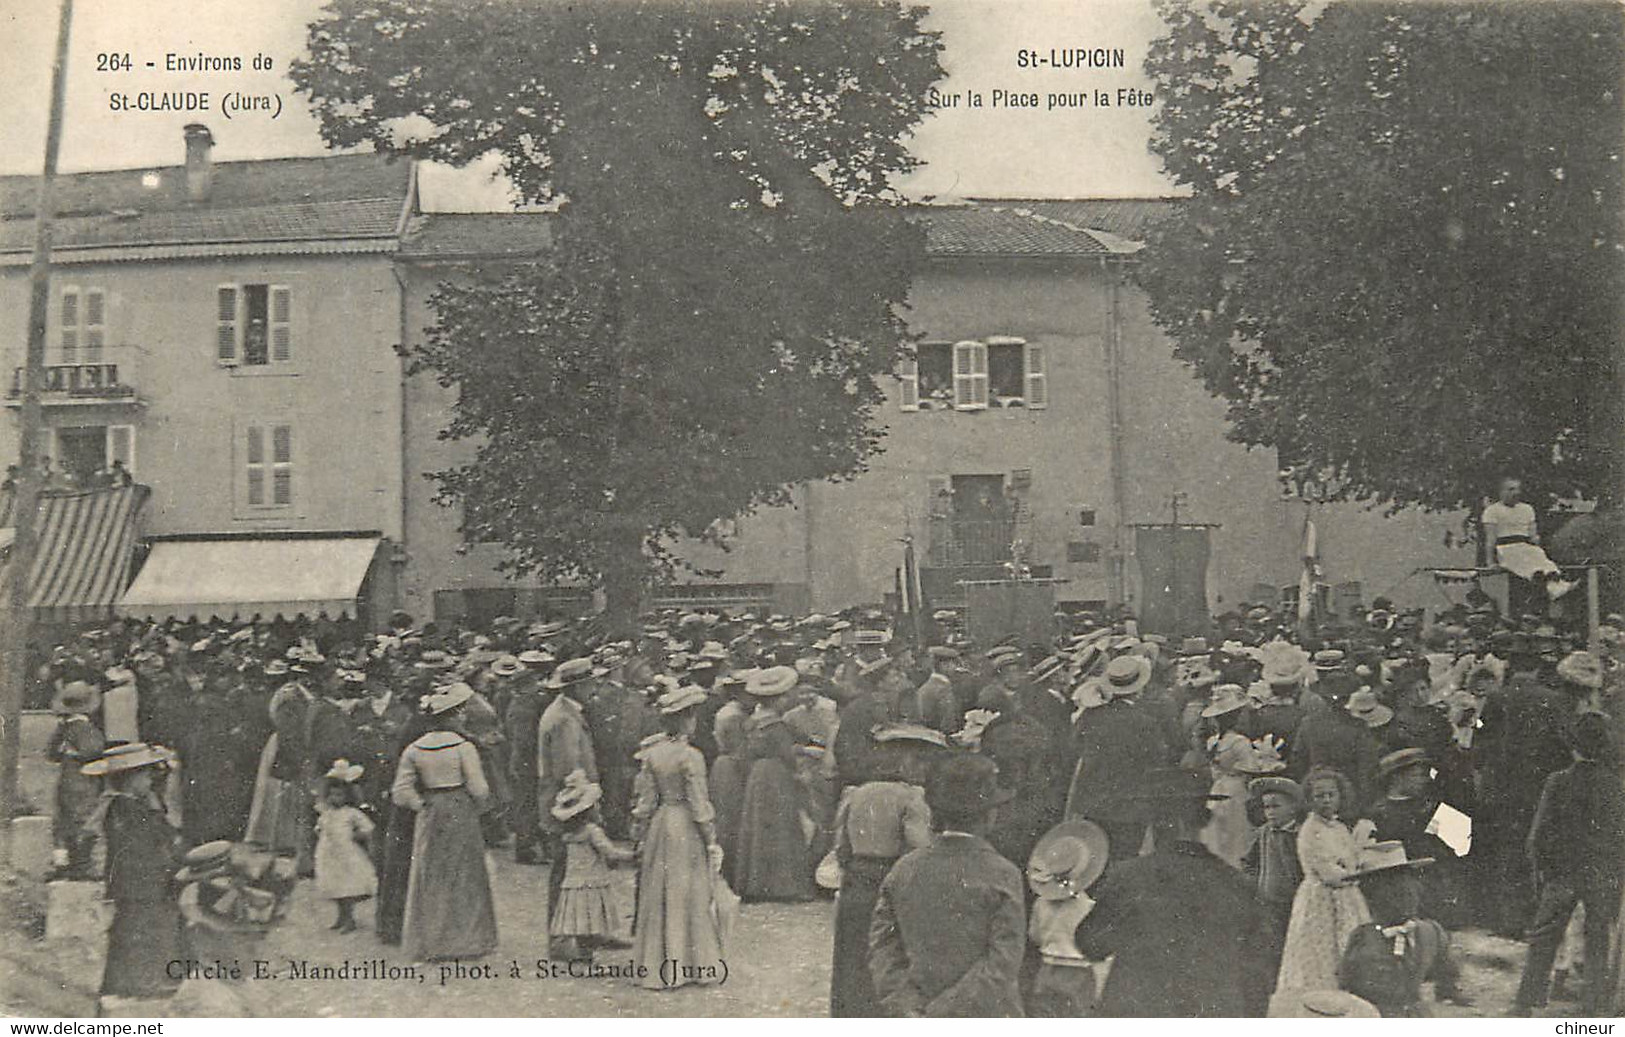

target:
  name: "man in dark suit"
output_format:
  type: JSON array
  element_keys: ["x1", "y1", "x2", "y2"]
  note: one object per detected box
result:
[
  {"x1": 869, "y1": 754, "x2": 1026, "y2": 1017},
  {"x1": 1513, "y1": 710, "x2": 1624, "y2": 1016},
  {"x1": 1073, "y1": 767, "x2": 1275, "y2": 1017},
  {"x1": 1065, "y1": 655, "x2": 1168, "y2": 861}
]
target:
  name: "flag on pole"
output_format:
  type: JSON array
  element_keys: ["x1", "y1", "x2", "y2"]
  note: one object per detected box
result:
[{"x1": 1298, "y1": 515, "x2": 1319, "y2": 624}]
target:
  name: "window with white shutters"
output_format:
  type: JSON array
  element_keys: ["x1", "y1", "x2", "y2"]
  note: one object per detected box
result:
[
  {"x1": 897, "y1": 355, "x2": 920, "y2": 411},
  {"x1": 270, "y1": 286, "x2": 292, "y2": 362},
  {"x1": 60, "y1": 287, "x2": 80, "y2": 363},
  {"x1": 243, "y1": 422, "x2": 294, "y2": 509},
  {"x1": 1024, "y1": 341, "x2": 1048, "y2": 408},
  {"x1": 218, "y1": 283, "x2": 292, "y2": 366},
  {"x1": 84, "y1": 289, "x2": 106, "y2": 362},
  {"x1": 217, "y1": 286, "x2": 239, "y2": 364},
  {"x1": 952, "y1": 340, "x2": 989, "y2": 410}
]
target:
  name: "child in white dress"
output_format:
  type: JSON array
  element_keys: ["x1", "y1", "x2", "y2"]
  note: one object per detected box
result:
[
  {"x1": 550, "y1": 769, "x2": 636, "y2": 954},
  {"x1": 314, "y1": 761, "x2": 376, "y2": 933}
]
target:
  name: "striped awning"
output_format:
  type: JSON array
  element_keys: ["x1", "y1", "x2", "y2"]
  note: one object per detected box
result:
[
  {"x1": 116, "y1": 534, "x2": 381, "y2": 622},
  {"x1": 0, "y1": 485, "x2": 149, "y2": 625}
]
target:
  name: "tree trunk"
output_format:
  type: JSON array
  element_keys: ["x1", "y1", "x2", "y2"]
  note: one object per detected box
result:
[{"x1": 599, "y1": 525, "x2": 646, "y2": 638}]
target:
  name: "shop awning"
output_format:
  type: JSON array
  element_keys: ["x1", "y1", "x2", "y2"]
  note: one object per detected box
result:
[
  {"x1": 117, "y1": 533, "x2": 381, "y2": 622},
  {"x1": 0, "y1": 485, "x2": 150, "y2": 625}
]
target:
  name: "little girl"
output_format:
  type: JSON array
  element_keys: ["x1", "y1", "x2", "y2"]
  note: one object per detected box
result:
[
  {"x1": 314, "y1": 760, "x2": 376, "y2": 933},
  {"x1": 550, "y1": 769, "x2": 636, "y2": 957}
]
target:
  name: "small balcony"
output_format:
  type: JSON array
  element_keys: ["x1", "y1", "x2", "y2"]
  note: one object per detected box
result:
[
  {"x1": 6, "y1": 347, "x2": 141, "y2": 407},
  {"x1": 928, "y1": 518, "x2": 1019, "y2": 567}
]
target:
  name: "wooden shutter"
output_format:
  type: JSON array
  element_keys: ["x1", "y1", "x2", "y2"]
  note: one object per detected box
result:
[
  {"x1": 898, "y1": 355, "x2": 919, "y2": 411},
  {"x1": 1024, "y1": 341, "x2": 1048, "y2": 409},
  {"x1": 106, "y1": 424, "x2": 134, "y2": 475},
  {"x1": 952, "y1": 340, "x2": 988, "y2": 410},
  {"x1": 272, "y1": 425, "x2": 293, "y2": 505},
  {"x1": 84, "y1": 289, "x2": 106, "y2": 362},
  {"x1": 270, "y1": 286, "x2": 292, "y2": 362},
  {"x1": 60, "y1": 287, "x2": 79, "y2": 362},
  {"x1": 245, "y1": 425, "x2": 265, "y2": 505},
  {"x1": 217, "y1": 286, "x2": 239, "y2": 364}
]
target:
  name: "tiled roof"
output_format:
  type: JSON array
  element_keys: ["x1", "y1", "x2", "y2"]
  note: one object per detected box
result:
[
  {"x1": 964, "y1": 198, "x2": 1180, "y2": 240},
  {"x1": 0, "y1": 152, "x2": 411, "y2": 254},
  {"x1": 399, "y1": 213, "x2": 555, "y2": 259},
  {"x1": 917, "y1": 203, "x2": 1138, "y2": 257}
]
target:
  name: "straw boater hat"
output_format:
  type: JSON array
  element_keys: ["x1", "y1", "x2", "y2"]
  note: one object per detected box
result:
[
  {"x1": 489, "y1": 654, "x2": 523, "y2": 678},
  {"x1": 655, "y1": 685, "x2": 708, "y2": 716},
  {"x1": 1345, "y1": 689, "x2": 1394, "y2": 728},
  {"x1": 80, "y1": 741, "x2": 176, "y2": 778},
  {"x1": 1556, "y1": 650, "x2": 1604, "y2": 690},
  {"x1": 871, "y1": 722, "x2": 949, "y2": 748},
  {"x1": 1201, "y1": 683, "x2": 1251, "y2": 718},
  {"x1": 1247, "y1": 775, "x2": 1303, "y2": 805},
  {"x1": 1271, "y1": 990, "x2": 1382, "y2": 1018},
  {"x1": 1101, "y1": 655, "x2": 1151, "y2": 699},
  {"x1": 518, "y1": 649, "x2": 555, "y2": 667},
  {"x1": 1377, "y1": 747, "x2": 1431, "y2": 783},
  {"x1": 745, "y1": 665, "x2": 799, "y2": 698},
  {"x1": 174, "y1": 840, "x2": 236, "y2": 884},
  {"x1": 51, "y1": 681, "x2": 101, "y2": 716},
  {"x1": 1355, "y1": 840, "x2": 1434, "y2": 876},
  {"x1": 422, "y1": 682, "x2": 474, "y2": 716},
  {"x1": 851, "y1": 629, "x2": 893, "y2": 647},
  {"x1": 550, "y1": 769, "x2": 603, "y2": 821},
  {"x1": 1026, "y1": 820, "x2": 1110, "y2": 901},
  {"x1": 324, "y1": 759, "x2": 365, "y2": 783},
  {"x1": 545, "y1": 657, "x2": 596, "y2": 689}
]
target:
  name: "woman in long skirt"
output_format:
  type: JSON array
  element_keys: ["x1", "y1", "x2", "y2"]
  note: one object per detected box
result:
[
  {"x1": 707, "y1": 679, "x2": 750, "y2": 883},
  {"x1": 1275, "y1": 767, "x2": 1372, "y2": 997},
  {"x1": 244, "y1": 678, "x2": 313, "y2": 860},
  {"x1": 734, "y1": 667, "x2": 815, "y2": 902},
  {"x1": 828, "y1": 726, "x2": 940, "y2": 1017},
  {"x1": 390, "y1": 684, "x2": 499, "y2": 962},
  {"x1": 376, "y1": 712, "x2": 436, "y2": 945},
  {"x1": 83, "y1": 743, "x2": 187, "y2": 1000},
  {"x1": 631, "y1": 686, "x2": 727, "y2": 990}
]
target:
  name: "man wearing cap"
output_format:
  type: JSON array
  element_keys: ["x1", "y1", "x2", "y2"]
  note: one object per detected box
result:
[
  {"x1": 915, "y1": 647, "x2": 965, "y2": 736},
  {"x1": 537, "y1": 657, "x2": 600, "y2": 941},
  {"x1": 1513, "y1": 712, "x2": 1624, "y2": 1016},
  {"x1": 1073, "y1": 767, "x2": 1274, "y2": 1016},
  {"x1": 868, "y1": 754, "x2": 1026, "y2": 1017},
  {"x1": 1064, "y1": 654, "x2": 1169, "y2": 862}
]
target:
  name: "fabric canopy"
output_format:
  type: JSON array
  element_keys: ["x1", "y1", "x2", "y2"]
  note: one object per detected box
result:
[
  {"x1": 117, "y1": 534, "x2": 381, "y2": 621},
  {"x1": 0, "y1": 485, "x2": 150, "y2": 625}
]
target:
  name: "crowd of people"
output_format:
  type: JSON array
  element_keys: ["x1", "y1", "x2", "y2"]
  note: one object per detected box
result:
[{"x1": 37, "y1": 589, "x2": 1625, "y2": 1016}]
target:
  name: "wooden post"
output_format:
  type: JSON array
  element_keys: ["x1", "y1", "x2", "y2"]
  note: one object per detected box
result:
[
  {"x1": 1586, "y1": 564, "x2": 1600, "y2": 653},
  {"x1": 0, "y1": 0, "x2": 73, "y2": 869}
]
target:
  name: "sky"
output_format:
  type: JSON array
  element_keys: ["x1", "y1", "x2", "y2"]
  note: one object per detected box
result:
[{"x1": 0, "y1": 0, "x2": 1176, "y2": 208}]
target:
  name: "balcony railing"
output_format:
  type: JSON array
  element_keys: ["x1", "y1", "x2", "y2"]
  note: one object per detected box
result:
[
  {"x1": 7, "y1": 348, "x2": 140, "y2": 405},
  {"x1": 928, "y1": 518, "x2": 1019, "y2": 567}
]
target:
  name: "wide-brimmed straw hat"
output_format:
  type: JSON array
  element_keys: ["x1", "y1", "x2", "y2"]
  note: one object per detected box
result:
[
  {"x1": 1026, "y1": 819, "x2": 1110, "y2": 901},
  {"x1": 544, "y1": 657, "x2": 596, "y2": 689},
  {"x1": 655, "y1": 685, "x2": 709, "y2": 716},
  {"x1": 1200, "y1": 683, "x2": 1251, "y2": 718},
  {"x1": 422, "y1": 682, "x2": 474, "y2": 716},
  {"x1": 1345, "y1": 689, "x2": 1394, "y2": 727},
  {"x1": 550, "y1": 769, "x2": 603, "y2": 821},
  {"x1": 489, "y1": 655, "x2": 523, "y2": 677},
  {"x1": 872, "y1": 722, "x2": 949, "y2": 748},
  {"x1": 745, "y1": 665, "x2": 799, "y2": 697},
  {"x1": 1556, "y1": 650, "x2": 1604, "y2": 690},
  {"x1": 80, "y1": 741, "x2": 176, "y2": 778},
  {"x1": 1377, "y1": 747, "x2": 1432, "y2": 783},
  {"x1": 174, "y1": 840, "x2": 236, "y2": 884},
  {"x1": 51, "y1": 681, "x2": 101, "y2": 715}
]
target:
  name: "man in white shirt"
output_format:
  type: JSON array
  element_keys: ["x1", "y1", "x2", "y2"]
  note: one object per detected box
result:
[{"x1": 1482, "y1": 477, "x2": 1574, "y2": 599}]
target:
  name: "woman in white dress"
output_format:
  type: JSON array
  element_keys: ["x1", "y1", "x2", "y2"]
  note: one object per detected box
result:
[{"x1": 1274, "y1": 766, "x2": 1371, "y2": 996}]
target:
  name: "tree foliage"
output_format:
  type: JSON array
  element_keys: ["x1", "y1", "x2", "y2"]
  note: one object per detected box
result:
[
  {"x1": 1140, "y1": 0, "x2": 1624, "y2": 513},
  {"x1": 289, "y1": 0, "x2": 942, "y2": 615}
]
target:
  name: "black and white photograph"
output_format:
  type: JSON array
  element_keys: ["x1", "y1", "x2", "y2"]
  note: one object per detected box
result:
[{"x1": 0, "y1": 0, "x2": 1621, "y2": 1022}]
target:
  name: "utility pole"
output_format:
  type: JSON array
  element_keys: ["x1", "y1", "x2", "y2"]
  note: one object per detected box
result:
[{"x1": 1, "y1": 0, "x2": 74, "y2": 869}]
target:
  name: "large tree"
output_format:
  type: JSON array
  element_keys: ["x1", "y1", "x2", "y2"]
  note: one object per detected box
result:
[
  {"x1": 290, "y1": 0, "x2": 942, "y2": 623},
  {"x1": 1139, "y1": 0, "x2": 1624, "y2": 515}
]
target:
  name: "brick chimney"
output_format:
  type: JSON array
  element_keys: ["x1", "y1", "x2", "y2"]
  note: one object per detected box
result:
[{"x1": 183, "y1": 123, "x2": 215, "y2": 202}]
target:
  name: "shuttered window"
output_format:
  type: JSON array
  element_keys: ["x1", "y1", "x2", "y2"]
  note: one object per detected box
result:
[
  {"x1": 897, "y1": 355, "x2": 920, "y2": 411},
  {"x1": 243, "y1": 423, "x2": 293, "y2": 508},
  {"x1": 60, "y1": 287, "x2": 80, "y2": 362},
  {"x1": 1024, "y1": 341, "x2": 1047, "y2": 408},
  {"x1": 106, "y1": 424, "x2": 134, "y2": 475},
  {"x1": 952, "y1": 340, "x2": 989, "y2": 410},
  {"x1": 83, "y1": 289, "x2": 106, "y2": 362},
  {"x1": 270, "y1": 286, "x2": 292, "y2": 362},
  {"x1": 217, "y1": 286, "x2": 238, "y2": 363}
]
